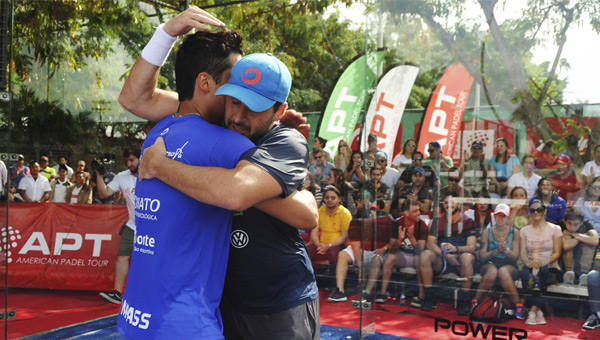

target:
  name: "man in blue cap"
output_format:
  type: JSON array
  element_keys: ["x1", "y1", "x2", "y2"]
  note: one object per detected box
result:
[{"x1": 118, "y1": 7, "x2": 319, "y2": 340}]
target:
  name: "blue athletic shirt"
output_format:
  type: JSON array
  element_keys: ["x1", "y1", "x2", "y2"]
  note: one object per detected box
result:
[
  {"x1": 117, "y1": 114, "x2": 254, "y2": 340},
  {"x1": 220, "y1": 123, "x2": 319, "y2": 315}
]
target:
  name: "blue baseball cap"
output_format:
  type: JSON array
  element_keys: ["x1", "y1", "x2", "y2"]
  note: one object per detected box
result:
[
  {"x1": 215, "y1": 53, "x2": 292, "y2": 112},
  {"x1": 413, "y1": 167, "x2": 425, "y2": 176}
]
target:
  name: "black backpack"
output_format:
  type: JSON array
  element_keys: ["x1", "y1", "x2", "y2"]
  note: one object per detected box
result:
[{"x1": 469, "y1": 291, "x2": 515, "y2": 323}]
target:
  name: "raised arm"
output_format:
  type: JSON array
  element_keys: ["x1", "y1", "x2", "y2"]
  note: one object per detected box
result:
[{"x1": 118, "y1": 7, "x2": 225, "y2": 122}]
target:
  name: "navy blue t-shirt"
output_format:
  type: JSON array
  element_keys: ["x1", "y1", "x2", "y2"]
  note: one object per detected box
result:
[
  {"x1": 118, "y1": 114, "x2": 254, "y2": 340},
  {"x1": 221, "y1": 123, "x2": 319, "y2": 314}
]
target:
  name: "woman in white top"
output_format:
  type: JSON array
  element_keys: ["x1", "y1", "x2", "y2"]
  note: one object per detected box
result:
[{"x1": 391, "y1": 139, "x2": 417, "y2": 173}]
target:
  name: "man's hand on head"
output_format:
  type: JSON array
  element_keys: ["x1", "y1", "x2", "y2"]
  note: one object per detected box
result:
[
  {"x1": 280, "y1": 109, "x2": 310, "y2": 135},
  {"x1": 139, "y1": 137, "x2": 168, "y2": 182},
  {"x1": 163, "y1": 6, "x2": 225, "y2": 37}
]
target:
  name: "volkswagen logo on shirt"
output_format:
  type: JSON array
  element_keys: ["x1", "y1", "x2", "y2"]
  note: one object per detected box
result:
[{"x1": 230, "y1": 230, "x2": 248, "y2": 248}]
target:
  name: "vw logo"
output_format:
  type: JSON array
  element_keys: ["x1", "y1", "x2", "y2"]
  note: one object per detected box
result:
[{"x1": 230, "y1": 230, "x2": 248, "y2": 249}]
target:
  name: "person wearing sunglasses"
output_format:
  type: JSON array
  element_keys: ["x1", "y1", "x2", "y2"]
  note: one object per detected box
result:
[
  {"x1": 391, "y1": 139, "x2": 417, "y2": 172},
  {"x1": 374, "y1": 151, "x2": 400, "y2": 197},
  {"x1": 440, "y1": 166, "x2": 471, "y2": 200},
  {"x1": 309, "y1": 147, "x2": 335, "y2": 187},
  {"x1": 333, "y1": 139, "x2": 352, "y2": 172},
  {"x1": 519, "y1": 199, "x2": 563, "y2": 325},
  {"x1": 529, "y1": 177, "x2": 567, "y2": 225},
  {"x1": 397, "y1": 151, "x2": 438, "y2": 192},
  {"x1": 424, "y1": 141, "x2": 454, "y2": 188}
]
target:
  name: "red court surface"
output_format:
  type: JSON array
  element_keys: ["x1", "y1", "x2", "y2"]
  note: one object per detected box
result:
[{"x1": 2, "y1": 287, "x2": 600, "y2": 339}]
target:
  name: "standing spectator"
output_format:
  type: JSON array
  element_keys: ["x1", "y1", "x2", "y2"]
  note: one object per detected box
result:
[
  {"x1": 66, "y1": 171, "x2": 93, "y2": 204},
  {"x1": 18, "y1": 161, "x2": 51, "y2": 203},
  {"x1": 9, "y1": 154, "x2": 29, "y2": 188},
  {"x1": 345, "y1": 150, "x2": 365, "y2": 186},
  {"x1": 489, "y1": 137, "x2": 520, "y2": 198},
  {"x1": 582, "y1": 144, "x2": 600, "y2": 187},
  {"x1": 0, "y1": 159, "x2": 6, "y2": 200},
  {"x1": 39, "y1": 156, "x2": 56, "y2": 181},
  {"x1": 376, "y1": 151, "x2": 400, "y2": 196},
  {"x1": 334, "y1": 139, "x2": 351, "y2": 171},
  {"x1": 576, "y1": 177, "x2": 600, "y2": 234},
  {"x1": 309, "y1": 148, "x2": 334, "y2": 187},
  {"x1": 463, "y1": 140, "x2": 490, "y2": 196},
  {"x1": 52, "y1": 156, "x2": 74, "y2": 178},
  {"x1": 561, "y1": 208, "x2": 598, "y2": 285},
  {"x1": 309, "y1": 185, "x2": 352, "y2": 268},
  {"x1": 508, "y1": 154, "x2": 541, "y2": 199},
  {"x1": 71, "y1": 159, "x2": 89, "y2": 184},
  {"x1": 519, "y1": 199, "x2": 563, "y2": 325},
  {"x1": 529, "y1": 177, "x2": 567, "y2": 225},
  {"x1": 474, "y1": 204, "x2": 523, "y2": 319},
  {"x1": 551, "y1": 154, "x2": 580, "y2": 203},
  {"x1": 305, "y1": 172, "x2": 322, "y2": 205},
  {"x1": 95, "y1": 149, "x2": 139, "y2": 304},
  {"x1": 424, "y1": 141, "x2": 453, "y2": 187},
  {"x1": 583, "y1": 270, "x2": 600, "y2": 329},
  {"x1": 308, "y1": 136, "x2": 330, "y2": 168},
  {"x1": 50, "y1": 164, "x2": 72, "y2": 203},
  {"x1": 391, "y1": 138, "x2": 417, "y2": 173}
]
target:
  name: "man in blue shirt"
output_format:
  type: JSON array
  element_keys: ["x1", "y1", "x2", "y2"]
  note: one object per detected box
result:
[{"x1": 118, "y1": 7, "x2": 319, "y2": 340}]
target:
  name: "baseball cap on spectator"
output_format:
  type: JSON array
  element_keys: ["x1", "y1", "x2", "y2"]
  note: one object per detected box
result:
[
  {"x1": 215, "y1": 53, "x2": 291, "y2": 113},
  {"x1": 375, "y1": 151, "x2": 387, "y2": 162},
  {"x1": 557, "y1": 154, "x2": 571, "y2": 164},
  {"x1": 413, "y1": 167, "x2": 425, "y2": 176},
  {"x1": 41, "y1": 156, "x2": 48, "y2": 162},
  {"x1": 17, "y1": 154, "x2": 24, "y2": 160},
  {"x1": 471, "y1": 140, "x2": 484, "y2": 149},
  {"x1": 430, "y1": 141, "x2": 441, "y2": 149},
  {"x1": 494, "y1": 203, "x2": 510, "y2": 216}
]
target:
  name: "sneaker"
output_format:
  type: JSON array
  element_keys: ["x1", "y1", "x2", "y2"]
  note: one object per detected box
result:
[
  {"x1": 536, "y1": 310, "x2": 546, "y2": 325},
  {"x1": 525, "y1": 311, "x2": 537, "y2": 325},
  {"x1": 583, "y1": 313, "x2": 600, "y2": 330},
  {"x1": 328, "y1": 288, "x2": 347, "y2": 302},
  {"x1": 470, "y1": 299, "x2": 478, "y2": 312},
  {"x1": 580, "y1": 273, "x2": 589, "y2": 286},
  {"x1": 563, "y1": 271, "x2": 575, "y2": 285},
  {"x1": 99, "y1": 290, "x2": 122, "y2": 304},
  {"x1": 375, "y1": 293, "x2": 388, "y2": 304},
  {"x1": 361, "y1": 290, "x2": 373, "y2": 301},
  {"x1": 421, "y1": 297, "x2": 437, "y2": 312},
  {"x1": 515, "y1": 304, "x2": 525, "y2": 320},
  {"x1": 410, "y1": 296, "x2": 423, "y2": 308}
]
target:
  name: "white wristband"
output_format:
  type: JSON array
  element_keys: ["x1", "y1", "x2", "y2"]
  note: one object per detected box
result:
[{"x1": 141, "y1": 24, "x2": 177, "y2": 67}]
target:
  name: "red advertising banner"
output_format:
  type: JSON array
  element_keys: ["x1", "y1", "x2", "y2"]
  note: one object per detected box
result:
[
  {"x1": 0, "y1": 203, "x2": 128, "y2": 290},
  {"x1": 417, "y1": 63, "x2": 474, "y2": 157}
]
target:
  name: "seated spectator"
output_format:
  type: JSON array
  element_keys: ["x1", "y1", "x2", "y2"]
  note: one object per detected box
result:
[
  {"x1": 308, "y1": 185, "x2": 352, "y2": 268},
  {"x1": 365, "y1": 133, "x2": 387, "y2": 161},
  {"x1": 419, "y1": 194, "x2": 476, "y2": 315},
  {"x1": 9, "y1": 154, "x2": 29, "y2": 188},
  {"x1": 363, "y1": 166, "x2": 390, "y2": 211},
  {"x1": 8, "y1": 182, "x2": 23, "y2": 202},
  {"x1": 18, "y1": 161, "x2": 51, "y2": 203},
  {"x1": 50, "y1": 164, "x2": 72, "y2": 203},
  {"x1": 305, "y1": 172, "x2": 322, "y2": 206},
  {"x1": 397, "y1": 167, "x2": 433, "y2": 214},
  {"x1": 463, "y1": 140, "x2": 490, "y2": 196},
  {"x1": 582, "y1": 144, "x2": 600, "y2": 187},
  {"x1": 508, "y1": 186, "x2": 530, "y2": 230},
  {"x1": 550, "y1": 154, "x2": 580, "y2": 203},
  {"x1": 308, "y1": 136, "x2": 331, "y2": 168},
  {"x1": 529, "y1": 177, "x2": 567, "y2": 225},
  {"x1": 508, "y1": 154, "x2": 541, "y2": 199},
  {"x1": 466, "y1": 192, "x2": 493, "y2": 229},
  {"x1": 52, "y1": 156, "x2": 74, "y2": 178},
  {"x1": 397, "y1": 151, "x2": 438, "y2": 191},
  {"x1": 367, "y1": 200, "x2": 428, "y2": 305},
  {"x1": 489, "y1": 137, "x2": 520, "y2": 198},
  {"x1": 575, "y1": 176, "x2": 600, "y2": 235},
  {"x1": 309, "y1": 148, "x2": 335, "y2": 187},
  {"x1": 375, "y1": 152, "x2": 400, "y2": 196},
  {"x1": 328, "y1": 168, "x2": 357, "y2": 215},
  {"x1": 583, "y1": 270, "x2": 600, "y2": 330},
  {"x1": 532, "y1": 139, "x2": 558, "y2": 175},
  {"x1": 334, "y1": 139, "x2": 351, "y2": 171},
  {"x1": 39, "y1": 156, "x2": 56, "y2": 181},
  {"x1": 391, "y1": 139, "x2": 417, "y2": 173},
  {"x1": 519, "y1": 199, "x2": 563, "y2": 325},
  {"x1": 345, "y1": 150, "x2": 365, "y2": 186},
  {"x1": 561, "y1": 208, "x2": 599, "y2": 285},
  {"x1": 66, "y1": 171, "x2": 93, "y2": 204},
  {"x1": 328, "y1": 197, "x2": 394, "y2": 302},
  {"x1": 473, "y1": 204, "x2": 523, "y2": 319},
  {"x1": 424, "y1": 141, "x2": 453, "y2": 188},
  {"x1": 440, "y1": 166, "x2": 471, "y2": 199}
]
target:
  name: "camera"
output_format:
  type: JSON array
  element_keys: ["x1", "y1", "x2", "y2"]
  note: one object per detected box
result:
[
  {"x1": 91, "y1": 153, "x2": 116, "y2": 175},
  {"x1": 365, "y1": 159, "x2": 375, "y2": 168}
]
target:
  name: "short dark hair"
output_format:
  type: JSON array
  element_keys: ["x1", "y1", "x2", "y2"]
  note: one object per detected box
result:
[
  {"x1": 564, "y1": 207, "x2": 585, "y2": 221},
  {"x1": 123, "y1": 147, "x2": 141, "y2": 159},
  {"x1": 313, "y1": 148, "x2": 323, "y2": 155},
  {"x1": 175, "y1": 30, "x2": 243, "y2": 101}
]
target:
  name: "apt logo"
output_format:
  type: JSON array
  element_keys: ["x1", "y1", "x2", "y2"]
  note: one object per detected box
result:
[{"x1": 0, "y1": 226, "x2": 22, "y2": 263}]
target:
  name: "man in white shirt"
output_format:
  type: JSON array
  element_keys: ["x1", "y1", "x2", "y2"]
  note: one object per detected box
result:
[
  {"x1": 508, "y1": 154, "x2": 541, "y2": 198},
  {"x1": 18, "y1": 161, "x2": 51, "y2": 203},
  {"x1": 376, "y1": 151, "x2": 400, "y2": 197},
  {"x1": 95, "y1": 148, "x2": 139, "y2": 304},
  {"x1": 582, "y1": 144, "x2": 600, "y2": 187}
]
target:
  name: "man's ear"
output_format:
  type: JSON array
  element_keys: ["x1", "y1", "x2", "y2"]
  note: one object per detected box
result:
[
  {"x1": 196, "y1": 72, "x2": 214, "y2": 93},
  {"x1": 273, "y1": 102, "x2": 288, "y2": 121}
]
